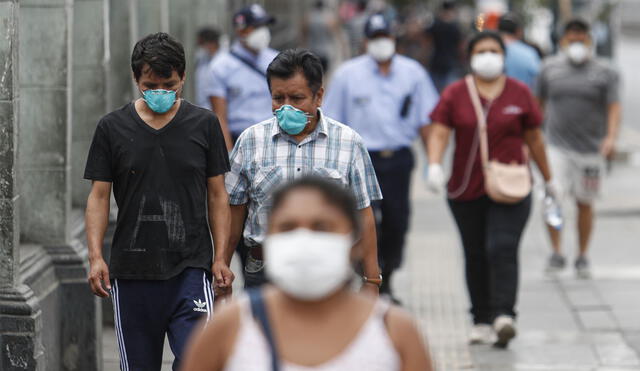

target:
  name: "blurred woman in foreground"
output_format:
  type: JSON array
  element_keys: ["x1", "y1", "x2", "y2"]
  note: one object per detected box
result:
[{"x1": 182, "y1": 176, "x2": 432, "y2": 371}]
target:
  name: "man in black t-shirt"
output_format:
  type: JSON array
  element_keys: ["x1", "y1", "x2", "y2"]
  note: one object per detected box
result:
[
  {"x1": 425, "y1": 0, "x2": 463, "y2": 92},
  {"x1": 84, "y1": 32, "x2": 232, "y2": 369}
]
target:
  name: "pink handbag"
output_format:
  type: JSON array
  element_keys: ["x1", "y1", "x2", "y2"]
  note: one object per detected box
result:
[{"x1": 465, "y1": 75, "x2": 531, "y2": 204}]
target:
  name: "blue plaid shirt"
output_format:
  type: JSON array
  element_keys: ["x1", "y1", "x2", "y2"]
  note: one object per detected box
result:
[{"x1": 225, "y1": 110, "x2": 382, "y2": 246}]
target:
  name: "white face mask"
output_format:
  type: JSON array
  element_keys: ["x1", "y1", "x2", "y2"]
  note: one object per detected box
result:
[
  {"x1": 245, "y1": 26, "x2": 271, "y2": 51},
  {"x1": 566, "y1": 42, "x2": 590, "y2": 64},
  {"x1": 264, "y1": 229, "x2": 353, "y2": 301},
  {"x1": 367, "y1": 37, "x2": 395, "y2": 62},
  {"x1": 471, "y1": 52, "x2": 504, "y2": 80}
]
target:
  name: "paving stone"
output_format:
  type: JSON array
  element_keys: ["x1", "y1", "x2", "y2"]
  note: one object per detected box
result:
[
  {"x1": 593, "y1": 332, "x2": 640, "y2": 368},
  {"x1": 577, "y1": 310, "x2": 619, "y2": 332}
]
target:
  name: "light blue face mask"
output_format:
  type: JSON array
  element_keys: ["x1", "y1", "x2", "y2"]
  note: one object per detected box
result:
[
  {"x1": 142, "y1": 89, "x2": 177, "y2": 114},
  {"x1": 274, "y1": 105, "x2": 312, "y2": 135}
]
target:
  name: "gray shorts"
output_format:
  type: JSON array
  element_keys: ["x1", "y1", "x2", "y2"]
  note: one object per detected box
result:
[{"x1": 548, "y1": 146, "x2": 605, "y2": 204}]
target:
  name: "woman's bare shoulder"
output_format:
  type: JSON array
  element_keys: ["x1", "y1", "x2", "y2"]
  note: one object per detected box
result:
[{"x1": 384, "y1": 304, "x2": 433, "y2": 371}]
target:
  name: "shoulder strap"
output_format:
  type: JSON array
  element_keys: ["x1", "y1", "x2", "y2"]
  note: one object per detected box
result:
[
  {"x1": 247, "y1": 288, "x2": 280, "y2": 371},
  {"x1": 465, "y1": 75, "x2": 490, "y2": 167},
  {"x1": 230, "y1": 51, "x2": 267, "y2": 78}
]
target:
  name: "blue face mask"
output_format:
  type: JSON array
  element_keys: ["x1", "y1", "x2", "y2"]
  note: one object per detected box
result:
[
  {"x1": 275, "y1": 105, "x2": 312, "y2": 135},
  {"x1": 142, "y1": 89, "x2": 177, "y2": 114}
]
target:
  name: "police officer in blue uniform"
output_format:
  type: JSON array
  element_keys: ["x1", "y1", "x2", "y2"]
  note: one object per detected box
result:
[
  {"x1": 324, "y1": 14, "x2": 439, "y2": 302},
  {"x1": 204, "y1": 4, "x2": 278, "y2": 150}
]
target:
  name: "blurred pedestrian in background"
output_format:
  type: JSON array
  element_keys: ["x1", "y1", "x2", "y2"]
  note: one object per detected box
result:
[
  {"x1": 425, "y1": 0, "x2": 463, "y2": 92},
  {"x1": 224, "y1": 49, "x2": 383, "y2": 295},
  {"x1": 343, "y1": 0, "x2": 369, "y2": 57},
  {"x1": 395, "y1": 11, "x2": 430, "y2": 70},
  {"x1": 426, "y1": 31, "x2": 553, "y2": 348},
  {"x1": 182, "y1": 177, "x2": 433, "y2": 371},
  {"x1": 194, "y1": 27, "x2": 220, "y2": 109},
  {"x1": 84, "y1": 32, "x2": 232, "y2": 370},
  {"x1": 536, "y1": 19, "x2": 621, "y2": 278},
  {"x1": 204, "y1": 4, "x2": 278, "y2": 150},
  {"x1": 301, "y1": 0, "x2": 345, "y2": 73},
  {"x1": 324, "y1": 13, "x2": 438, "y2": 304},
  {"x1": 498, "y1": 13, "x2": 541, "y2": 90}
]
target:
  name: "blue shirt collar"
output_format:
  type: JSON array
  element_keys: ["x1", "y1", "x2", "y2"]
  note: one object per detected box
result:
[{"x1": 367, "y1": 54, "x2": 398, "y2": 77}]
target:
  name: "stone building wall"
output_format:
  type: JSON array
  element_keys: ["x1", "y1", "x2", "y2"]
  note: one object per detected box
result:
[{"x1": 0, "y1": 0, "x2": 303, "y2": 369}]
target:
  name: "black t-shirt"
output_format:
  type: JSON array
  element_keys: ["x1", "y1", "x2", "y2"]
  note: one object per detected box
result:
[
  {"x1": 84, "y1": 100, "x2": 230, "y2": 280},
  {"x1": 426, "y1": 18, "x2": 462, "y2": 73}
]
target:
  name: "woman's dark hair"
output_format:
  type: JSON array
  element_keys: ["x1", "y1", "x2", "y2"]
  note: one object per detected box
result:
[
  {"x1": 131, "y1": 32, "x2": 186, "y2": 81},
  {"x1": 270, "y1": 176, "x2": 361, "y2": 236},
  {"x1": 563, "y1": 18, "x2": 590, "y2": 35},
  {"x1": 266, "y1": 49, "x2": 324, "y2": 94},
  {"x1": 466, "y1": 30, "x2": 506, "y2": 57}
]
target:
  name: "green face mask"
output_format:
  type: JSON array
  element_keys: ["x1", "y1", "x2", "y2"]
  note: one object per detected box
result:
[
  {"x1": 142, "y1": 89, "x2": 177, "y2": 113},
  {"x1": 274, "y1": 105, "x2": 312, "y2": 135}
]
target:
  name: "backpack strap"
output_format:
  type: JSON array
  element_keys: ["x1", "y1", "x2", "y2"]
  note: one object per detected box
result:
[{"x1": 247, "y1": 288, "x2": 280, "y2": 371}]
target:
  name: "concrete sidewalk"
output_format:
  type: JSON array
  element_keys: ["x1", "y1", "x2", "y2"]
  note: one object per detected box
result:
[
  {"x1": 395, "y1": 150, "x2": 640, "y2": 370},
  {"x1": 103, "y1": 154, "x2": 640, "y2": 371}
]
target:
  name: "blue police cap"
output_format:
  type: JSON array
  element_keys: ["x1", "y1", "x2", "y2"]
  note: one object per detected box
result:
[
  {"x1": 364, "y1": 13, "x2": 392, "y2": 38},
  {"x1": 233, "y1": 4, "x2": 276, "y2": 29}
]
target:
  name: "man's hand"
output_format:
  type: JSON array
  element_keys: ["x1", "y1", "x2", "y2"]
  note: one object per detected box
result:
[
  {"x1": 360, "y1": 282, "x2": 380, "y2": 297},
  {"x1": 88, "y1": 258, "x2": 111, "y2": 298},
  {"x1": 212, "y1": 260, "x2": 235, "y2": 300},
  {"x1": 213, "y1": 284, "x2": 232, "y2": 303},
  {"x1": 600, "y1": 135, "x2": 616, "y2": 159}
]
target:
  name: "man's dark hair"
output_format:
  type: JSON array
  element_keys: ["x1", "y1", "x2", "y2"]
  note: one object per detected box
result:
[
  {"x1": 467, "y1": 30, "x2": 506, "y2": 57},
  {"x1": 441, "y1": 0, "x2": 456, "y2": 11},
  {"x1": 270, "y1": 176, "x2": 362, "y2": 237},
  {"x1": 266, "y1": 49, "x2": 324, "y2": 94},
  {"x1": 197, "y1": 27, "x2": 220, "y2": 44},
  {"x1": 131, "y1": 32, "x2": 186, "y2": 81},
  {"x1": 564, "y1": 18, "x2": 590, "y2": 35},
  {"x1": 498, "y1": 13, "x2": 521, "y2": 35}
]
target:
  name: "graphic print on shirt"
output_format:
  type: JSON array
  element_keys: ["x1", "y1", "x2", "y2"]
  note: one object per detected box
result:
[
  {"x1": 128, "y1": 193, "x2": 186, "y2": 252},
  {"x1": 503, "y1": 105, "x2": 523, "y2": 115}
]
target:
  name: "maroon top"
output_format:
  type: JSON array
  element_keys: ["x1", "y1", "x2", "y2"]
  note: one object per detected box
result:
[{"x1": 430, "y1": 77, "x2": 542, "y2": 201}]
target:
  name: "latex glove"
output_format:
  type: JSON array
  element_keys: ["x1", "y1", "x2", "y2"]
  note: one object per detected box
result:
[{"x1": 426, "y1": 163, "x2": 446, "y2": 193}]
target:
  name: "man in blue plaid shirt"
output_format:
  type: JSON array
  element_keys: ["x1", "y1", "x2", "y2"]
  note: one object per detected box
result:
[{"x1": 223, "y1": 49, "x2": 383, "y2": 295}]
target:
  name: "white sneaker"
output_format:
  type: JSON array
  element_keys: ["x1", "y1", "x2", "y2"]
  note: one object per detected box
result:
[
  {"x1": 493, "y1": 315, "x2": 516, "y2": 348},
  {"x1": 469, "y1": 324, "x2": 495, "y2": 345}
]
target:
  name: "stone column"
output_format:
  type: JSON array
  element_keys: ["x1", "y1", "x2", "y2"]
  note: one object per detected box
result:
[
  {"x1": 71, "y1": 0, "x2": 108, "y2": 208},
  {"x1": 0, "y1": 1, "x2": 45, "y2": 370},
  {"x1": 18, "y1": 0, "x2": 72, "y2": 245},
  {"x1": 107, "y1": 0, "x2": 133, "y2": 110},
  {"x1": 19, "y1": 0, "x2": 100, "y2": 370}
]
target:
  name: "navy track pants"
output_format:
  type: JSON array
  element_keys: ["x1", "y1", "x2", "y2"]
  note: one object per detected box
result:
[{"x1": 110, "y1": 268, "x2": 214, "y2": 370}]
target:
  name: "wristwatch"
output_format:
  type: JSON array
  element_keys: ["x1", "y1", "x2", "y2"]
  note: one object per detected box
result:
[{"x1": 362, "y1": 274, "x2": 383, "y2": 288}]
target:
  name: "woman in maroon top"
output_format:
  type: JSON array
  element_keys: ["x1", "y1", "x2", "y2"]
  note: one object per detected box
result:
[{"x1": 426, "y1": 31, "x2": 553, "y2": 348}]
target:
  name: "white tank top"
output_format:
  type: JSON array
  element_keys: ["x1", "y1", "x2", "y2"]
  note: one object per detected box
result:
[{"x1": 223, "y1": 297, "x2": 401, "y2": 371}]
